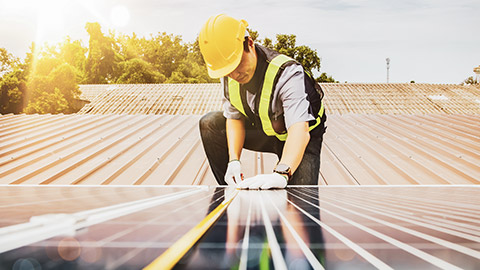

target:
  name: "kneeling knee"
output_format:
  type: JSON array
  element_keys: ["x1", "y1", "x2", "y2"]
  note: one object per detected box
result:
[{"x1": 199, "y1": 111, "x2": 224, "y2": 133}]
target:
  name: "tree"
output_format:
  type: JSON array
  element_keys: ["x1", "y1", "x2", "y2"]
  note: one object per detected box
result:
[
  {"x1": 59, "y1": 37, "x2": 87, "y2": 82},
  {"x1": 168, "y1": 56, "x2": 215, "y2": 83},
  {"x1": 143, "y1": 32, "x2": 188, "y2": 78},
  {"x1": 0, "y1": 48, "x2": 25, "y2": 114},
  {"x1": 244, "y1": 30, "x2": 327, "y2": 78},
  {"x1": 262, "y1": 38, "x2": 274, "y2": 50},
  {"x1": 84, "y1": 22, "x2": 122, "y2": 83},
  {"x1": 25, "y1": 58, "x2": 81, "y2": 114},
  {"x1": 117, "y1": 58, "x2": 166, "y2": 83},
  {"x1": 273, "y1": 34, "x2": 321, "y2": 75},
  {"x1": 316, "y1": 72, "x2": 338, "y2": 83},
  {"x1": 24, "y1": 88, "x2": 69, "y2": 114},
  {"x1": 190, "y1": 38, "x2": 205, "y2": 66},
  {"x1": 246, "y1": 28, "x2": 259, "y2": 42},
  {"x1": 0, "y1": 48, "x2": 19, "y2": 76},
  {"x1": 0, "y1": 70, "x2": 27, "y2": 114},
  {"x1": 178, "y1": 40, "x2": 217, "y2": 83},
  {"x1": 274, "y1": 34, "x2": 297, "y2": 59}
]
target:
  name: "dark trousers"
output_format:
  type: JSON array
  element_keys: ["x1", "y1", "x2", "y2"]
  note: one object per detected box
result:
[{"x1": 199, "y1": 111, "x2": 326, "y2": 185}]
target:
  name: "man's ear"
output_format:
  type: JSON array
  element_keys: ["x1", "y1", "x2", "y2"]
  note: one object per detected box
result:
[{"x1": 247, "y1": 36, "x2": 255, "y2": 52}]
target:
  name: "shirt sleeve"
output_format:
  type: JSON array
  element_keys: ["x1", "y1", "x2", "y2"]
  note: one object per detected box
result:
[
  {"x1": 276, "y1": 64, "x2": 315, "y2": 130},
  {"x1": 221, "y1": 77, "x2": 243, "y2": 119}
]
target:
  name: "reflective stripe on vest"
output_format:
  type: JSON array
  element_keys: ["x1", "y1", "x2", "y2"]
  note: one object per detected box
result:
[{"x1": 228, "y1": 54, "x2": 324, "y2": 141}]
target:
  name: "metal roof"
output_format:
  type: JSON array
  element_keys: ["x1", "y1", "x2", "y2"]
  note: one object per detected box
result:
[
  {"x1": 77, "y1": 83, "x2": 480, "y2": 115},
  {"x1": 0, "y1": 185, "x2": 479, "y2": 269},
  {"x1": 1, "y1": 113, "x2": 478, "y2": 186},
  {"x1": 78, "y1": 84, "x2": 223, "y2": 115},
  {"x1": 321, "y1": 83, "x2": 480, "y2": 115},
  {"x1": 2, "y1": 82, "x2": 480, "y2": 269}
]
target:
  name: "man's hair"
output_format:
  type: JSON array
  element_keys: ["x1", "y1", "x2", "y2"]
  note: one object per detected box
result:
[{"x1": 243, "y1": 37, "x2": 250, "y2": 52}]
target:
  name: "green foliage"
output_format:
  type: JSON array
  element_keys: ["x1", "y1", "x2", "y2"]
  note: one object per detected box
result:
[
  {"x1": 274, "y1": 34, "x2": 297, "y2": 58},
  {"x1": 262, "y1": 38, "x2": 274, "y2": 50},
  {"x1": 0, "y1": 69, "x2": 27, "y2": 114},
  {"x1": 145, "y1": 32, "x2": 187, "y2": 78},
  {"x1": 246, "y1": 28, "x2": 259, "y2": 42},
  {"x1": 3, "y1": 22, "x2": 337, "y2": 114},
  {"x1": 34, "y1": 56, "x2": 62, "y2": 76},
  {"x1": 1, "y1": 48, "x2": 19, "y2": 76},
  {"x1": 26, "y1": 60, "x2": 81, "y2": 114},
  {"x1": 60, "y1": 37, "x2": 87, "y2": 82},
  {"x1": 316, "y1": 72, "x2": 338, "y2": 83},
  {"x1": 273, "y1": 34, "x2": 321, "y2": 75},
  {"x1": 117, "y1": 58, "x2": 166, "y2": 83},
  {"x1": 24, "y1": 88, "x2": 69, "y2": 114},
  {"x1": 84, "y1": 22, "x2": 122, "y2": 83},
  {"x1": 166, "y1": 42, "x2": 218, "y2": 84},
  {"x1": 0, "y1": 48, "x2": 26, "y2": 114},
  {"x1": 190, "y1": 38, "x2": 205, "y2": 66},
  {"x1": 247, "y1": 30, "x2": 328, "y2": 78}
]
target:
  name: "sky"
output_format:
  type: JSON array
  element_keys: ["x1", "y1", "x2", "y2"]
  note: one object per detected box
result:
[{"x1": 1, "y1": 0, "x2": 479, "y2": 84}]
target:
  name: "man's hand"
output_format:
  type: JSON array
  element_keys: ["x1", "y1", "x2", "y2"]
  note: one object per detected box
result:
[
  {"x1": 237, "y1": 173, "x2": 287, "y2": 189},
  {"x1": 225, "y1": 160, "x2": 242, "y2": 185}
]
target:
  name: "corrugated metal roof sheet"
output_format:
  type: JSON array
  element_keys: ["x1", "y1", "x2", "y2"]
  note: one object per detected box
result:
[
  {"x1": 1, "y1": 185, "x2": 479, "y2": 269},
  {"x1": 78, "y1": 84, "x2": 223, "y2": 115},
  {"x1": 321, "y1": 83, "x2": 480, "y2": 115},
  {"x1": 1, "y1": 113, "x2": 478, "y2": 185},
  {"x1": 77, "y1": 83, "x2": 480, "y2": 115}
]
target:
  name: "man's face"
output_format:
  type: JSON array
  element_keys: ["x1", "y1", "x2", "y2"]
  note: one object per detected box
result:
[{"x1": 227, "y1": 39, "x2": 257, "y2": 84}]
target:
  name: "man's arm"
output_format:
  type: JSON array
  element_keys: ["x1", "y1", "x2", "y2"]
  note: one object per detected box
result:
[
  {"x1": 224, "y1": 118, "x2": 245, "y2": 185},
  {"x1": 226, "y1": 118, "x2": 245, "y2": 161},
  {"x1": 278, "y1": 121, "x2": 310, "y2": 175}
]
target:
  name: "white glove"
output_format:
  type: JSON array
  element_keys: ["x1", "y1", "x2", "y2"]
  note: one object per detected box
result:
[
  {"x1": 237, "y1": 173, "x2": 287, "y2": 189},
  {"x1": 224, "y1": 160, "x2": 242, "y2": 186}
]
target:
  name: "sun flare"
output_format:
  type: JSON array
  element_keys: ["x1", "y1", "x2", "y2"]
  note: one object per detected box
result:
[
  {"x1": 34, "y1": 0, "x2": 67, "y2": 46},
  {"x1": 110, "y1": 5, "x2": 130, "y2": 28}
]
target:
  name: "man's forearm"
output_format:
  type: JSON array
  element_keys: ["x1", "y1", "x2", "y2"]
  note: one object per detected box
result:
[
  {"x1": 226, "y1": 118, "x2": 246, "y2": 161},
  {"x1": 279, "y1": 121, "x2": 310, "y2": 174}
]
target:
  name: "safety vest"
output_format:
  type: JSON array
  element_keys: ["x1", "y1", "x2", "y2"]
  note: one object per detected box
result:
[{"x1": 227, "y1": 54, "x2": 324, "y2": 141}]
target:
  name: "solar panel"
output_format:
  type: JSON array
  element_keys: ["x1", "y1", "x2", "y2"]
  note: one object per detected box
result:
[{"x1": 0, "y1": 185, "x2": 479, "y2": 269}]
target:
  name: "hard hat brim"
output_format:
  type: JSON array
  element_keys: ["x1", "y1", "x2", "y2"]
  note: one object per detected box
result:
[{"x1": 206, "y1": 52, "x2": 242, "y2": 78}]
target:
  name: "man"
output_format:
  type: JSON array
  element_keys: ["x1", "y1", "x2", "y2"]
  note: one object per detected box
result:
[{"x1": 198, "y1": 14, "x2": 326, "y2": 189}]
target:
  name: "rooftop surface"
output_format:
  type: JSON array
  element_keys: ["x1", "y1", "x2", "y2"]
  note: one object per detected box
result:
[
  {"x1": 1, "y1": 113, "x2": 478, "y2": 186},
  {"x1": 0, "y1": 185, "x2": 479, "y2": 269},
  {"x1": 77, "y1": 83, "x2": 480, "y2": 115},
  {"x1": 1, "y1": 82, "x2": 479, "y2": 269}
]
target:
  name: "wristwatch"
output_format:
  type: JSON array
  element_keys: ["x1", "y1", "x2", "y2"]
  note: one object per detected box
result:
[{"x1": 274, "y1": 163, "x2": 291, "y2": 181}]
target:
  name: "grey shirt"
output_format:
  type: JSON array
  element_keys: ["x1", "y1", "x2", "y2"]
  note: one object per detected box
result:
[{"x1": 222, "y1": 63, "x2": 315, "y2": 131}]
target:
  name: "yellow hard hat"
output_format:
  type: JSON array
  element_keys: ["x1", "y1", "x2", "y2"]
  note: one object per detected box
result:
[{"x1": 199, "y1": 14, "x2": 248, "y2": 78}]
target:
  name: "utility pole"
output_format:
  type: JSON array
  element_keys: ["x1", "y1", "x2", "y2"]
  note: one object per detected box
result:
[{"x1": 386, "y1": 58, "x2": 390, "y2": 83}]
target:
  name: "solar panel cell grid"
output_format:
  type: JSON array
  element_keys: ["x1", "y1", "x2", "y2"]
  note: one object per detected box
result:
[{"x1": 1, "y1": 186, "x2": 479, "y2": 269}]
